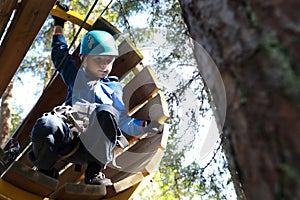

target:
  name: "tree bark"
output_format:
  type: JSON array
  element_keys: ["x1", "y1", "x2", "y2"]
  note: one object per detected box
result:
[
  {"x1": 0, "y1": 80, "x2": 13, "y2": 147},
  {"x1": 179, "y1": 0, "x2": 300, "y2": 199}
]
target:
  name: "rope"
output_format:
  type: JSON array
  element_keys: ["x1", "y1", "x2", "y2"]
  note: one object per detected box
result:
[
  {"x1": 117, "y1": 0, "x2": 136, "y2": 47},
  {"x1": 116, "y1": 0, "x2": 144, "y2": 68},
  {"x1": 100, "y1": 0, "x2": 114, "y2": 16}
]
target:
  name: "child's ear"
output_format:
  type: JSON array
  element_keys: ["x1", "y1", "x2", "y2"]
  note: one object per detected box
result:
[
  {"x1": 80, "y1": 55, "x2": 86, "y2": 61},
  {"x1": 81, "y1": 55, "x2": 87, "y2": 66}
]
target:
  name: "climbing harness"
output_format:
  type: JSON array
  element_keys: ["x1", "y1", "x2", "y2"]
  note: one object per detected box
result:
[
  {"x1": 44, "y1": 104, "x2": 129, "y2": 160},
  {"x1": 44, "y1": 105, "x2": 88, "y2": 133}
]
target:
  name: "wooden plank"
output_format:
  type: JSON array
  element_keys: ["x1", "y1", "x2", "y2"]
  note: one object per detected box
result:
[
  {"x1": 1, "y1": 161, "x2": 58, "y2": 197},
  {"x1": 0, "y1": 0, "x2": 57, "y2": 97},
  {"x1": 111, "y1": 38, "x2": 144, "y2": 79},
  {"x1": 49, "y1": 183, "x2": 106, "y2": 200},
  {"x1": 132, "y1": 93, "x2": 170, "y2": 123},
  {"x1": 105, "y1": 182, "x2": 140, "y2": 200},
  {"x1": 123, "y1": 66, "x2": 161, "y2": 113},
  {"x1": 0, "y1": 179, "x2": 44, "y2": 200},
  {"x1": 128, "y1": 173, "x2": 155, "y2": 199},
  {"x1": 56, "y1": 164, "x2": 86, "y2": 188},
  {"x1": 104, "y1": 169, "x2": 158, "y2": 199},
  {"x1": 92, "y1": 16, "x2": 121, "y2": 35},
  {"x1": 103, "y1": 124, "x2": 169, "y2": 184},
  {"x1": 55, "y1": 133, "x2": 150, "y2": 187},
  {"x1": 144, "y1": 149, "x2": 164, "y2": 173},
  {"x1": 113, "y1": 172, "x2": 144, "y2": 193},
  {"x1": 103, "y1": 130, "x2": 168, "y2": 182},
  {"x1": 0, "y1": 0, "x2": 17, "y2": 38}
]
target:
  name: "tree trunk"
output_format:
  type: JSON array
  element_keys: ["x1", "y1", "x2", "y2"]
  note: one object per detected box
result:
[
  {"x1": 179, "y1": 0, "x2": 300, "y2": 200},
  {"x1": 0, "y1": 80, "x2": 13, "y2": 147}
]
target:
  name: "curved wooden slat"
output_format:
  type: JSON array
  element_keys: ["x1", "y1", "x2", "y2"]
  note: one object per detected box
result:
[
  {"x1": 1, "y1": 161, "x2": 58, "y2": 196},
  {"x1": 0, "y1": 178, "x2": 43, "y2": 200}
]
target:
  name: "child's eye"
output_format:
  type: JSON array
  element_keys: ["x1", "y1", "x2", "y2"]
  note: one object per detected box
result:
[
  {"x1": 93, "y1": 57, "x2": 114, "y2": 65},
  {"x1": 94, "y1": 58, "x2": 103, "y2": 64},
  {"x1": 94, "y1": 58, "x2": 104, "y2": 65}
]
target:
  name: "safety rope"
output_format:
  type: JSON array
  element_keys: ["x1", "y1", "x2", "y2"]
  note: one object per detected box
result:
[
  {"x1": 117, "y1": 0, "x2": 136, "y2": 47},
  {"x1": 116, "y1": 0, "x2": 144, "y2": 68},
  {"x1": 100, "y1": 0, "x2": 114, "y2": 16}
]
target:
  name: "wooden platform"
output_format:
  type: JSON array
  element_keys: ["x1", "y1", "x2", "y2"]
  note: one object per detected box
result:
[
  {"x1": 49, "y1": 183, "x2": 106, "y2": 200},
  {"x1": 1, "y1": 161, "x2": 58, "y2": 197}
]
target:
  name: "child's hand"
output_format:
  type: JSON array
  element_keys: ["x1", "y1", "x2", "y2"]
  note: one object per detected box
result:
[
  {"x1": 56, "y1": 1, "x2": 69, "y2": 12},
  {"x1": 52, "y1": 1, "x2": 69, "y2": 28},
  {"x1": 144, "y1": 121, "x2": 164, "y2": 134}
]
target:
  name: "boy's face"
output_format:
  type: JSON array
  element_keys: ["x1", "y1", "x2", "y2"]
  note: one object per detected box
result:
[{"x1": 84, "y1": 55, "x2": 115, "y2": 78}]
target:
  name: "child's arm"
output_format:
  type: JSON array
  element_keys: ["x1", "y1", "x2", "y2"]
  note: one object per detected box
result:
[
  {"x1": 111, "y1": 81, "x2": 162, "y2": 136},
  {"x1": 51, "y1": 24, "x2": 78, "y2": 87}
]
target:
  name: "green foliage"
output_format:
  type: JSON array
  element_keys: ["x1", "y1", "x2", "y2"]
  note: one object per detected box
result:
[
  {"x1": 138, "y1": 146, "x2": 231, "y2": 199},
  {"x1": 10, "y1": 109, "x2": 22, "y2": 135}
]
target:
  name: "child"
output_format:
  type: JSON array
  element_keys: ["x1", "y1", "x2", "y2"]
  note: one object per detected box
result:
[{"x1": 28, "y1": 11, "x2": 162, "y2": 186}]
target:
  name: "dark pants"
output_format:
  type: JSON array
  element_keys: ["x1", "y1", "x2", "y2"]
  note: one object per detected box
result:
[{"x1": 28, "y1": 107, "x2": 119, "y2": 175}]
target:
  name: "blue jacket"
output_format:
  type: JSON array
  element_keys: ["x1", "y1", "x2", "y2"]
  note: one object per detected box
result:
[{"x1": 51, "y1": 34, "x2": 144, "y2": 136}]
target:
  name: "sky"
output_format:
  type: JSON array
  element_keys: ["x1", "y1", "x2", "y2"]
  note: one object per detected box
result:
[{"x1": 12, "y1": 71, "x2": 44, "y2": 119}]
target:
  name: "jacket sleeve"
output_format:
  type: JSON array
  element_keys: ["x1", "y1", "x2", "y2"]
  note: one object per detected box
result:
[
  {"x1": 111, "y1": 81, "x2": 145, "y2": 136},
  {"x1": 51, "y1": 34, "x2": 78, "y2": 86}
]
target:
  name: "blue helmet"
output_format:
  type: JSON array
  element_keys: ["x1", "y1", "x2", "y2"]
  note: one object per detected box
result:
[{"x1": 80, "y1": 30, "x2": 119, "y2": 56}]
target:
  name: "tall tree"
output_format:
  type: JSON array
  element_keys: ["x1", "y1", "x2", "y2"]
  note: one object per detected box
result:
[
  {"x1": 0, "y1": 80, "x2": 13, "y2": 147},
  {"x1": 116, "y1": 0, "x2": 236, "y2": 199},
  {"x1": 179, "y1": 0, "x2": 300, "y2": 199}
]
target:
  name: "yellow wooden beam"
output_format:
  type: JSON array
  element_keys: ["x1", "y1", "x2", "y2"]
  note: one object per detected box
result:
[
  {"x1": 0, "y1": 178, "x2": 44, "y2": 200},
  {"x1": 50, "y1": 5, "x2": 93, "y2": 30}
]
